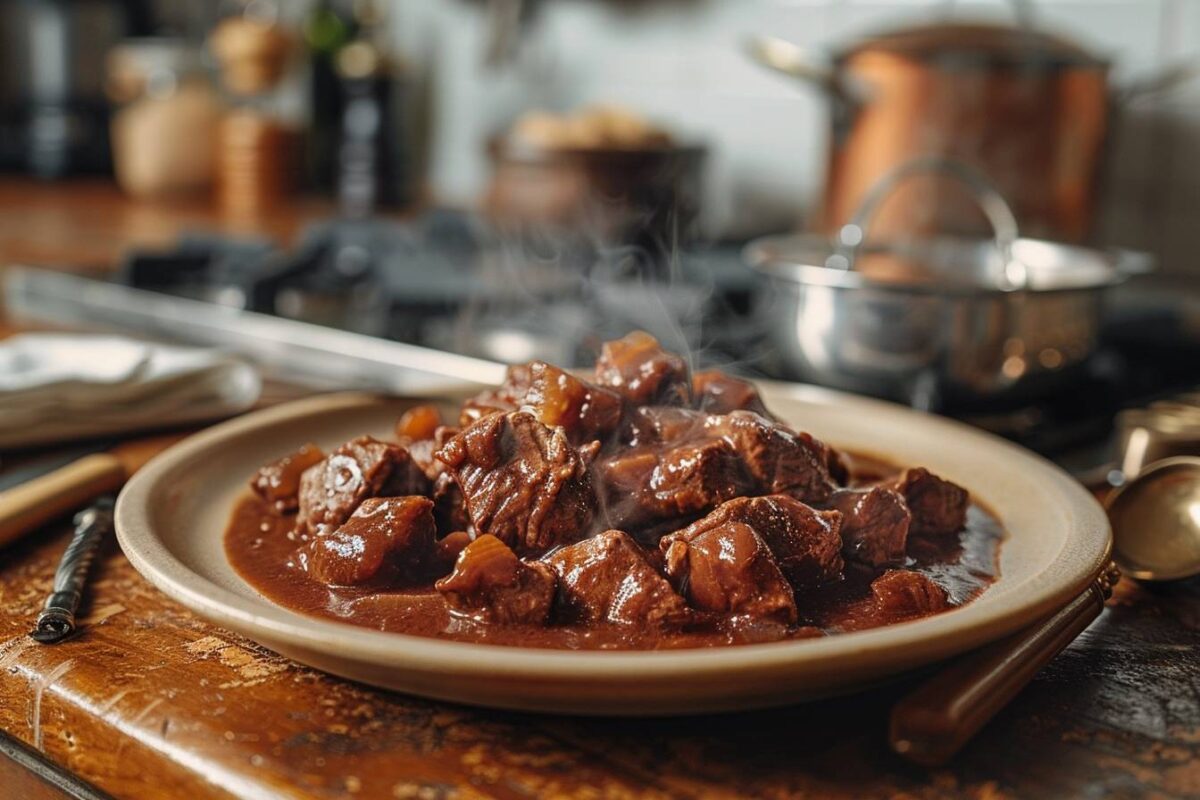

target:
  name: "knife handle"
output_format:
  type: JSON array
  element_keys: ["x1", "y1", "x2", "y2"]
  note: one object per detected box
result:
[
  {"x1": 0, "y1": 453, "x2": 126, "y2": 549},
  {"x1": 889, "y1": 563, "x2": 1121, "y2": 766}
]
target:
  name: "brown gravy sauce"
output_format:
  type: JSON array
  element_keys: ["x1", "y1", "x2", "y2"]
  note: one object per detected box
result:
[{"x1": 225, "y1": 452, "x2": 1003, "y2": 650}]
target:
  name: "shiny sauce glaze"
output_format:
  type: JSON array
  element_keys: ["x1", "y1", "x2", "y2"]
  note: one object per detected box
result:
[
  {"x1": 226, "y1": 333, "x2": 1003, "y2": 651},
  {"x1": 225, "y1": 450, "x2": 1002, "y2": 650}
]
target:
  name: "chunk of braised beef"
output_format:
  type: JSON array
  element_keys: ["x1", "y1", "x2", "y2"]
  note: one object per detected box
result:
[
  {"x1": 382, "y1": 454, "x2": 431, "y2": 498},
  {"x1": 870, "y1": 569, "x2": 951, "y2": 620},
  {"x1": 251, "y1": 443, "x2": 324, "y2": 514},
  {"x1": 826, "y1": 447, "x2": 851, "y2": 487},
  {"x1": 521, "y1": 361, "x2": 624, "y2": 446},
  {"x1": 297, "y1": 436, "x2": 429, "y2": 536},
  {"x1": 405, "y1": 438, "x2": 436, "y2": 480},
  {"x1": 306, "y1": 496, "x2": 436, "y2": 586},
  {"x1": 892, "y1": 468, "x2": 968, "y2": 537},
  {"x1": 662, "y1": 521, "x2": 798, "y2": 624},
  {"x1": 577, "y1": 439, "x2": 602, "y2": 467},
  {"x1": 665, "y1": 495, "x2": 844, "y2": 590},
  {"x1": 431, "y1": 471, "x2": 472, "y2": 536},
  {"x1": 459, "y1": 363, "x2": 533, "y2": 426},
  {"x1": 435, "y1": 411, "x2": 597, "y2": 555},
  {"x1": 436, "y1": 534, "x2": 557, "y2": 624},
  {"x1": 545, "y1": 530, "x2": 688, "y2": 626},
  {"x1": 593, "y1": 331, "x2": 691, "y2": 406},
  {"x1": 617, "y1": 405, "x2": 705, "y2": 448},
  {"x1": 406, "y1": 426, "x2": 460, "y2": 483},
  {"x1": 594, "y1": 411, "x2": 841, "y2": 535},
  {"x1": 703, "y1": 412, "x2": 836, "y2": 504},
  {"x1": 692, "y1": 370, "x2": 771, "y2": 417},
  {"x1": 431, "y1": 530, "x2": 473, "y2": 573},
  {"x1": 828, "y1": 486, "x2": 911, "y2": 566},
  {"x1": 652, "y1": 439, "x2": 750, "y2": 517},
  {"x1": 597, "y1": 438, "x2": 750, "y2": 531},
  {"x1": 593, "y1": 449, "x2": 656, "y2": 528}
]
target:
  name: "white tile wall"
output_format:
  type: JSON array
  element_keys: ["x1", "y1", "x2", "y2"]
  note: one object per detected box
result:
[{"x1": 386, "y1": 0, "x2": 1200, "y2": 277}]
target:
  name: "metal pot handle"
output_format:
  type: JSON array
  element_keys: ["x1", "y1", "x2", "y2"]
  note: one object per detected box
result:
[
  {"x1": 744, "y1": 35, "x2": 860, "y2": 107},
  {"x1": 834, "y1": 156, "x2": 1027, "y2": 290},
  {"x1": 945, "y1": 0, "x2": 1036, "y2": 29},
  {"x1": 1118, "y1": 57, "x2": 1200, "y2": 104},
  {"x1": 1113, "y1": 248, "x2": 1155, "y2": 277}
]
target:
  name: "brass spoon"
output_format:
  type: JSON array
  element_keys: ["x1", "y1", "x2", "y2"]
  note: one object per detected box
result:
[{"x1": 1106, "y1": 456, "x2": 1200, "y2": 582}]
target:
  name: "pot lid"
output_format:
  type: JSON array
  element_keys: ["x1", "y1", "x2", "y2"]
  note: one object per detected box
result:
[
  {"x1": 744, "y1": 233, "x2": 1146, "y2": 296},
  {"x1": 839, "y1": 22, "x2": 1107, "y2": 70}
]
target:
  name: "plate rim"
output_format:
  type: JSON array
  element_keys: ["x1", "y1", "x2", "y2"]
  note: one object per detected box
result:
[{"x1": 115, "y1": 386, "x2": 1111, "y2": 682}]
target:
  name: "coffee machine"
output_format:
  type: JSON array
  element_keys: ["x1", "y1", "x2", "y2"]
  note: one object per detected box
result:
[{"x1": 0, "y1": 0, "x2": 153, "y2": 178}]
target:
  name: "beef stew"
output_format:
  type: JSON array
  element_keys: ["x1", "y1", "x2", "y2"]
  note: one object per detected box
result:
[{"x1": 226, "y1": 332, "x2": 1001, "y2": 650}]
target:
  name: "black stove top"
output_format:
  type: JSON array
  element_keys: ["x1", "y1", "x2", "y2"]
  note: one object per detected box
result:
[{"x1": 120, "y1": 211, "x2": 1200, "y2": 463}]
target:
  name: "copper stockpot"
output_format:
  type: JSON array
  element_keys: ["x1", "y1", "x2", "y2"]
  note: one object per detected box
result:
[{"x1": 749, "y1": 16, "x2": 1199, "y2": 242}]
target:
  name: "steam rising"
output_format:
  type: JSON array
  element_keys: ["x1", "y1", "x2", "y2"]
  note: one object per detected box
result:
[{"x1": 450, "y1": 179, "x2": 770, "y2": 378}]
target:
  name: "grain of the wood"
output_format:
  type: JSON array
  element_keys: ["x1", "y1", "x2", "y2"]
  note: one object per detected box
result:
[{"x1": 1, "y1": 516, "x2": 1198, "y2": 800}]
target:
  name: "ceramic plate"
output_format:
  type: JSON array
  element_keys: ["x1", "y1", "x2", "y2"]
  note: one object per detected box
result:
[{"x1": 115, "y1": 385, "x2": 1110, "y2": 715}]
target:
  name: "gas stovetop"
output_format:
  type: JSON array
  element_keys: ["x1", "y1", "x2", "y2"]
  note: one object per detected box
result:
[
  {"x1": 117, "y1": 210, "x2": 760, "y2": 370},
  {"x1": 11, "y1": 210, "x2": 1200, "y2": 465}
]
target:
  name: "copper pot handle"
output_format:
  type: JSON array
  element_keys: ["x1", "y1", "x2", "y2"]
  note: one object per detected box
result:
[{"x1": 834, "y1": 156, "x2": 1026, "y2": 290}]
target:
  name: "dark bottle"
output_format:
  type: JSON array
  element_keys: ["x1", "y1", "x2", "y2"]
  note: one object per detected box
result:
[
  {"x1": 303, "y1": 0, "x2": 356, "y2": 192},
  {"x1": 334, "y1": 37, "x2": 412, "y2": 216}
]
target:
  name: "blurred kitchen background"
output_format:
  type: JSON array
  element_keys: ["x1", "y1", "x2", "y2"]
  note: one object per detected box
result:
[{"x1": 3, "y1": 0, "x2": 1200, "y2": 466}]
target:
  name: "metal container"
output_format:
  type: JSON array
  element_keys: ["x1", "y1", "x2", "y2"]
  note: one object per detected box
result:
[
  {"x1": 747, "y1": 6, "x2": 1199, "y2": 242},
  {"x1": 745, "y1": 159, "x2": 1150, "y2": 408},
  {"x1": 1115, "y1": 401, "x2": 1200, "y2": 480},
  {"x1": 485, "y1": 137, "x2": 707, "y2": 253}
]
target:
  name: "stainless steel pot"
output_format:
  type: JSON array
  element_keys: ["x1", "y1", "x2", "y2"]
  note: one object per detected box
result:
[{"x1": 745, "y1": 158, "x2": 1151, "y2": 408}]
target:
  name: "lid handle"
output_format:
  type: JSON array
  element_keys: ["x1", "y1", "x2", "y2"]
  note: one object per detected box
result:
[
  {"x1": 945, "y1": 0, "x2": 1036, "y2": 29},
  {"x1": 835, "y1": 156, "x2": 1027, "y2": 290}
]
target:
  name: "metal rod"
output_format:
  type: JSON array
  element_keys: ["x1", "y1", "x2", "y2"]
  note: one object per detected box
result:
[
  {"x1": 3, "y1": 266, "x2": 509, "y2": 393},
  {"x1": 30, "y1": 496, "x2": 115, "y2": 644}
]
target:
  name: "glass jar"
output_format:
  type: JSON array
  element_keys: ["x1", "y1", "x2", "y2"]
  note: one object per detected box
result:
[{"x1": 106, "y1": 39, "x2": 221, "y2": 198}]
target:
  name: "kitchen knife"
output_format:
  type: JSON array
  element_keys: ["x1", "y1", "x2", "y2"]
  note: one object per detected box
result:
[
  {"x1": 0, "y1": 432, "x2": 188, "y2": 549},
  {"x1": 0, "y1": 448, "x2": 126, "y2": 549},
  {"x1": 0, "y1": 440, "x2": 114, "y2": 493}
]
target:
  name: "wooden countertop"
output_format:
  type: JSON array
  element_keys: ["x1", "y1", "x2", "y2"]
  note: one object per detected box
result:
[
  {"x1": 0, "y1": 178, "x2": 332, "y2": 271},
  {"x1": 1, "y1": 179, "x2": 1199, "y2": 799},
  {"x1": 2, "y1": 513, "x2": 1198, "y2": 799}
]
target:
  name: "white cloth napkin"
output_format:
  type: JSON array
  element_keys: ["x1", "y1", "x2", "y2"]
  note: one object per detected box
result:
[{"x1": 0, "y1": 333, "x2": 262, "y2": 449}]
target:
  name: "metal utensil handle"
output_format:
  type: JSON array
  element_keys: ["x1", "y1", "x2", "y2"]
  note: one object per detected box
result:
[
  {"x1": 1119, "y1": 57, "x2": 1200, "y2": 102},
  {"x1": 744, "y1": 35, "x2": 849, "y2": 102},
  {"x1": 836, "y1": 156, "x2": 1025, "y2": 289},
  {"x1": 31, "y1": 496, "x2": 115, "y2": 644},
  {"x1": 946, "y1": 0, "x2": 1035, "y2": 29}
]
